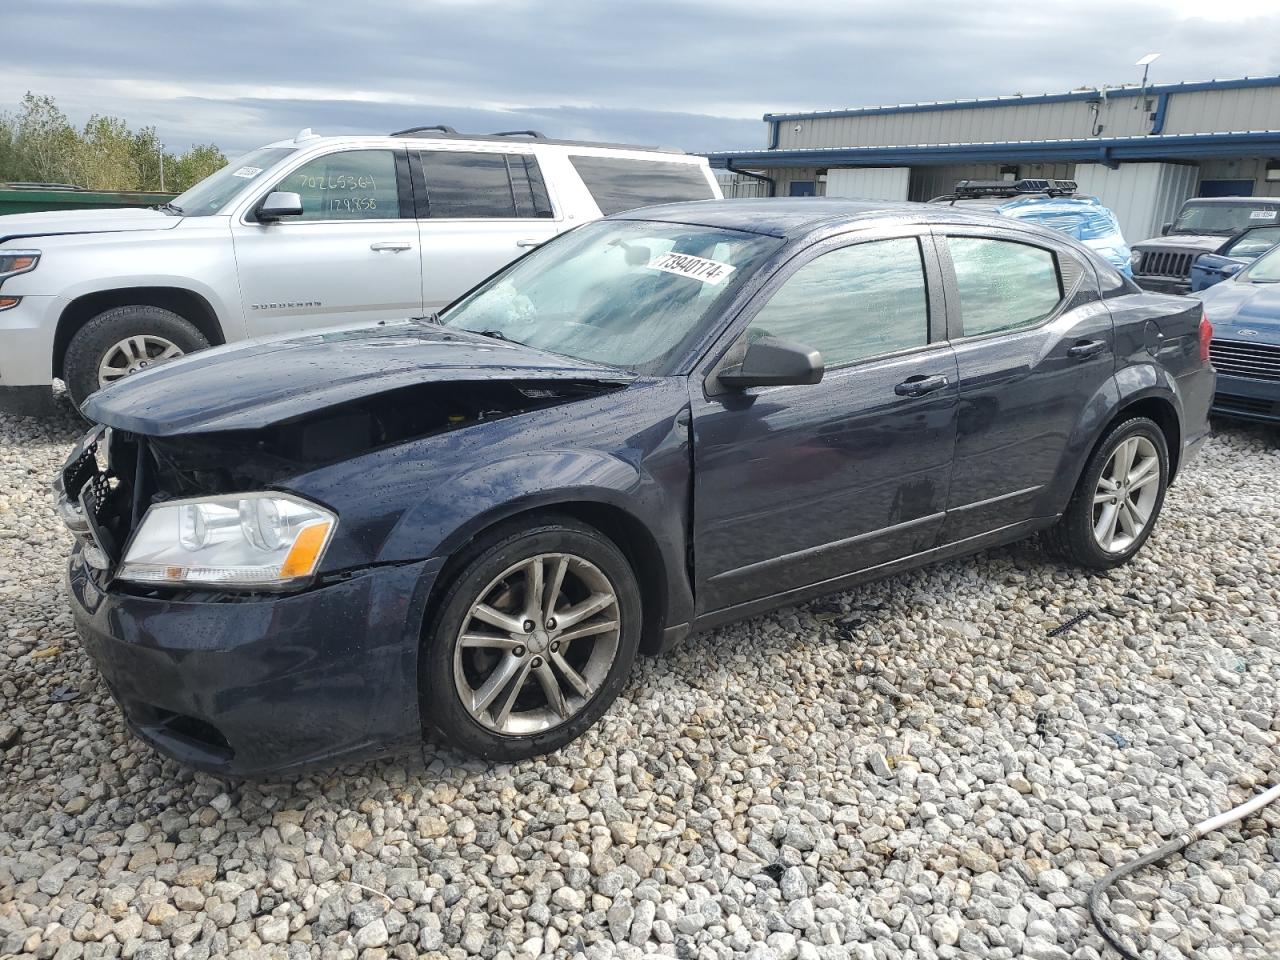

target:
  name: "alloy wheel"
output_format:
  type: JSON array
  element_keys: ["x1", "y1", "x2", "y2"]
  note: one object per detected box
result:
[
  {"x1": 98, "y1": 335, "x2": 185, "y2": 388},
  {"x1": 452, "y1": 553, "x2": 621, "y2": 735},
  {"x1": 1092, "y1": 435, "x2": 1161, "y2": 553}
]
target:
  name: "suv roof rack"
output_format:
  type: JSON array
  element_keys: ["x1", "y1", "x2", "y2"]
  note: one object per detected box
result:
[
  {"x1": 390, "y1": 124, "x2": 459, "y2": 137},
  {"x1": 946, "y1": 178, "x2": 1078, "y2": 203},
  {"x1": 382, "y1": 126, "x2": 684, "y2": 154}
]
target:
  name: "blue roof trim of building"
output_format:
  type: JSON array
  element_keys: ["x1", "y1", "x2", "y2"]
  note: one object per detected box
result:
[
  {"x1": 705, "y1": 131, "x2": 1280, "y2": 170},
  {"x1": 762, "y1": 76, "x2": 1280, "y2": 123}
]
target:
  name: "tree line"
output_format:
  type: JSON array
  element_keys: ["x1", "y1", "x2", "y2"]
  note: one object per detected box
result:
[{"x1": 0, "y1": 93, "x2": 227, "y2": 194}]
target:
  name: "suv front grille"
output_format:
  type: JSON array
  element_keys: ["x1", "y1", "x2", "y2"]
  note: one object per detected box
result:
[
  {"x1": 1137, "y1": 250, "x2": 1194, "y2": 279},
  {"x1": 1210, "y1": 339, "x2": 1280, "y2": 381}
]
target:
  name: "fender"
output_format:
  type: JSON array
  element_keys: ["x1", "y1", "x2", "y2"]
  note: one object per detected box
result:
[
  {"x1": 382, "y1": 448, "x2": 695, "y2": 634},
  {"x1": 1041, "y1": 362, "x2": 1182, "y2": 515}
]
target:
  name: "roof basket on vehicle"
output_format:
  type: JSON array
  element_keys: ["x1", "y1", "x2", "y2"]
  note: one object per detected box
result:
[
  {"x1": 491, "y1": 130, "x2": 547, "y2": 139},
  {"x1": 949, "y1": 178, "x2": 1078, "y2": 202},
  {"x1": 390, "y1": 125, "x2": 459, "y2": 137}
]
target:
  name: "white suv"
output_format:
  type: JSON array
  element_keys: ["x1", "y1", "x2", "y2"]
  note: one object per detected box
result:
[{"x1": 0, "y1": 127, "x2": 721, "y2": 413}]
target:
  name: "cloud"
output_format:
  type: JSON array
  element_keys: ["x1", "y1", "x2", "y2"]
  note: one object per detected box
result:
[{"x1": 3, "y1": 0, "x2": 1279, "y2": 155}]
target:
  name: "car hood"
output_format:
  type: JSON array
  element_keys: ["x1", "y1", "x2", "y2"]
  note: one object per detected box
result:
[
  {"x1": 1134, "y1": 234, "x2": 1229, "y2": 254},
  {"x1": 1199, "y1": 281, "x2": 1280, "y2": 345},
  {"x1": 82, "y1": 321, "x2": 636, "y2": 435},
  {"x1": 0, "y1": 206, "x2": 180, "y2": 244}
]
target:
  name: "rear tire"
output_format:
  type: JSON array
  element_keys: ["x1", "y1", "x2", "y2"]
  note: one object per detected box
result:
[
  {"x1": 63, "y1": 305, "x2": 208, "y2": 410},
  {"x1": 419, "y1": 516, "x2": 642, "y2": 761},
  {"x1": 1045, "y1": 416, "x2": 1169, "y2": 570}
]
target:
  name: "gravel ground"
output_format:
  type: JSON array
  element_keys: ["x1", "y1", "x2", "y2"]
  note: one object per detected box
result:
[{"x1": 1, "y1": 403, "x2": 1278, "y2": 960}]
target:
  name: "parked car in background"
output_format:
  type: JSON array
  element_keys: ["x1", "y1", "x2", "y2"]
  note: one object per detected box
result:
[
  {"x1": 1131, "y1": 196, "x2": 1280, "y2": 294},
  {"x1": 0, "y1": 127, "x2": 721, "y2": 415},
  {"x1": 930, "y1": 179, "x2": 1132, "y2": 275},
  {"x1": 59, "y1": 199, "x2": 1213, "y2": 775},
  {"x1": 1197, "y1": 242, "x2": 1280, "y2": 424},
  {"x1": 1189, "y1": 224, "x2": 1280, "y2": 291}
]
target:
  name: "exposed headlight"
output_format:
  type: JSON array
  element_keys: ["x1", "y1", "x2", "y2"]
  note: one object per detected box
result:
[
  {"x1": 1129, "y1": 249, "x2": 1143, "y2": 267},
  {"x1": 118, "y1": 493, "x2": 337, "y2": 590},
  {"x1": 0, "y1": 250, "x2": 40, "y2": 284}
]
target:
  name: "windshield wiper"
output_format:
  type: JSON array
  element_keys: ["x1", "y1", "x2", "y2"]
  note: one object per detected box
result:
[
  {"x1": 474, "y1": 329, "x2": 526, "y2": 346},
  {"x1": 157, "y1": 201, "x2": 184, "y2": 215}
]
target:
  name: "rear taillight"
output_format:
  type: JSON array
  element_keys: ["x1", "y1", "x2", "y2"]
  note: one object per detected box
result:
[{"x1": 1199, "y1": 312, "x2": 1213, "y2": 364}]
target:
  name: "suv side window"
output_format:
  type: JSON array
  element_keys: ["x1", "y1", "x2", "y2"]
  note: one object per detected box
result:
[
  {"x1": 418, "y1": 151, "x2": 553, "y2": 218},
  {"x1": 568, "y1": 156, "x2": 715, "y2": 216},
  {"x1": 281, "y1": 150, "x2": 402, "y2": 221},
  {"x1": 746, "y1": 238, "x2": 930, "y2": 369},
  {"x1": 947, "y1": 237, "x2": 1063, "y2": 336}
]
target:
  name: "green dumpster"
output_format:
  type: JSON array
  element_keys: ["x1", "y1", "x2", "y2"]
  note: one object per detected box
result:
[{"x1": 0, "y1": 182, "x2": 176, "y2": 216}]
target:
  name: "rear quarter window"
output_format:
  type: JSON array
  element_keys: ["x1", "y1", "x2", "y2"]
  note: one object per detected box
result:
[{"x1": 568, "y1": 156, "x2": 715, "y2": 215}]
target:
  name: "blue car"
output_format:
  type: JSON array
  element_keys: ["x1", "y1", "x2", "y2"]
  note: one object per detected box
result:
[
  {"x1": 1189, "y1": 224, "x2": 1280, "y2": 292},
  {"x1": 1198, "y1": 242, "x2": 1280, "y2": 423},
  {"x1": 59, "y1": 199, "x2": 1213, "y2": 775}
]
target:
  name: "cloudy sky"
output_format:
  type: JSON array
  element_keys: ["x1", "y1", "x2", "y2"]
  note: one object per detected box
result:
[{"x1": 6, "y1": 0, "x2": 1280, "y2": 158}]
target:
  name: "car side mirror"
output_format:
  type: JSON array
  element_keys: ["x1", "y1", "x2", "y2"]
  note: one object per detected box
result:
[
  {"x1": 718, "y1": 336, "x2": 824, "y2": 390},
  {"x1": 257, "y1": 191, "x2": 304, "y2": 221},
  {"x1": 1161, "y1": 222, "x2": 1172, "y2": 236}
]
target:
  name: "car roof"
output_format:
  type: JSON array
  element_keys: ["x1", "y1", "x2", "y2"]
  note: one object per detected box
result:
[
  {"x1": 612, "y1": 197, "x2": 1045, "y2": 240},
  {"x1": 260, "y1": 132, "x2": 698, "y2": 158}
]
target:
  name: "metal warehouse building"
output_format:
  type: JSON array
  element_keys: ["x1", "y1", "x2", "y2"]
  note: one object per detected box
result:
[{"x1": 706, "y1": 76, "x2": 1280, "y2": 245}]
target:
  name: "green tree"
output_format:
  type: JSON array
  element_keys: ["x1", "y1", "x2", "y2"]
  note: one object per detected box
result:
[
  {"x1": 76, "y1": 114, "x2": 138, "y2": 190},
  {"x1": 11, "y1": 93, "x2": 79, "y2": 184},
  {"x1": 169, "y1": 144, "x2": 227, "y2": 192},
  {"x1": 0, "y1": 113, "x2": 16, "y2": 183}
]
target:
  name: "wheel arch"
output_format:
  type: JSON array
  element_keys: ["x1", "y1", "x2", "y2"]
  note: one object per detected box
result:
[
  {"x1": 422, "y1": 497, "x2": 675, "y2": 659},
  {"x1": 53, "y1": 287, "x2": 225, "y2": 378}
]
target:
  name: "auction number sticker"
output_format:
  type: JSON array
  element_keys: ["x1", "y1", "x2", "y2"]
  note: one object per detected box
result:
[
  {"x1": 1249, "y1": 210, "x2": 1277, "y2": 219},
  {"x1": 646, "y1": 252, "x2": 736, "y2": 285},
  {"x1": 231, "y1": 166, "x2": 263, "y2": 179}
]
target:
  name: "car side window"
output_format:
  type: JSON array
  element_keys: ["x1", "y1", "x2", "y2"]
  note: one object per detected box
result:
[
  {"x1": 419, "y1": 151, "x2": 553, "y2": 218},
  {"x1": 948, "y1": 237, "x2": 1063, "y2": 336},
  {"x1": 568, "y1": 156, "x2": 716, "y2": 216},
  {"x1": 746, "y1": 237, "x2": 930, "y2": 369},
  {"x1": 279, "y1": 150, "x2": 401, "y2": 221}
]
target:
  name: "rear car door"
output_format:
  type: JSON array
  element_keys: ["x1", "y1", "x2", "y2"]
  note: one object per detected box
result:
[
  {"x1": 411, "y1": 149, "x2": 561, "y2": 310},
  {"x1": 691, "y1": 229, "x2": 959, "y2": 614},
  {"x1": 936, "y1": 229, "x2": 1114, "y2": 542},
  {"x1": 230, "y1": 147, "x2": 422, "y2": 337}
]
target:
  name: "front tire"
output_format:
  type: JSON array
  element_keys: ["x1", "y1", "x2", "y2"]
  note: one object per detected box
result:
[
  {"x1": 1046, "y1": 416, "x2": 1169, "y2": 570},
  {"x1": 63, "y1": 305, "x2": 208, "y2": 410},
  {"x1": 420, "y1": 517, "x2": 642, "y2": 761}
]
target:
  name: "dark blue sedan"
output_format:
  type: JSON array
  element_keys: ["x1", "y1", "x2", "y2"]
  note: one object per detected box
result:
[
  {"x1": 59, "y1": 199, "x2": 1214, "y2": 775},
  {"x1": 1199, "y1": 243, "x2": 1280, "y2": 423}
]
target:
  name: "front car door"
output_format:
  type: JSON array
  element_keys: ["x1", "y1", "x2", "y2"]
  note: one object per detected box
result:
[
  {"x1": 935, "y1": 229, "x2": 1115, "y2": 542},
  {"x1": 410, "y1": 148, "x2": 562, "y2": 311},
  {"x1": 230, "y1": 147, "x2": 423, "y2": 337},
  {"x1": 691, "y1": 228, "x2": 959, "y2": 615}
]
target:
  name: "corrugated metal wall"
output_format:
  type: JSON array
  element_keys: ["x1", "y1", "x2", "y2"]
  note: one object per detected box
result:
[
  {"x1": 825, "y1": 167, "x2": 910, "y2": 200},
  {"x1": 1072, "y1": 163, "x2": 1199, "y2": 243},
  {"x1": 772, "y1": 84, "x2": 1280, "y2": 151},
  {"x1": 1197, "y1": 158, "x2": 1280, "y2": 198},
  {"x1": 715, "y1": 173, "x2": 770, "y2": 199}
]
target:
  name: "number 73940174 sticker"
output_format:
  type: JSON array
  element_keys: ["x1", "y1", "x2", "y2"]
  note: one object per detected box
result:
[{"x1": 645, "y1": 251, "x2": 736, "y2": 285}]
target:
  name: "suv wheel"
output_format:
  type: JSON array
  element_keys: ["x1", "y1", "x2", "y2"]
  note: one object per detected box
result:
[
  {"x1": 420, "y1": 517, "x2": 641, "y2": 760},
  {"x1": 1046, "y1": 416, "x2": 1169, "y2": 569},
  {"x1": 63, "y1": 305, "x2": 209, "y2": 410}
]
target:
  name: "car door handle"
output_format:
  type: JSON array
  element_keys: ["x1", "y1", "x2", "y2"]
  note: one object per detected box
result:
[
  {"x1": 894, "y1": 374, "x2": 949, "y2": 397},
  {"x1": 370, "y1": 241, "x2": 412, "y2": 253},
  {"x1": 1067, "y1": 339, "x2": 1107, "y2": 360},
  {"x1": 515, "y1": 238, "x2": 542, "y2": 248}
]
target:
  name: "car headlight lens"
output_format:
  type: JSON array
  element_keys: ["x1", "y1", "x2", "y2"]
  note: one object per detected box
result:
[
  {"x1": 1130, "y1": 249, "x2": 1143, "y2": 267},
  {"x1": 118, "y1": 493, "x2": 337, "y2": 589},
  {"x1": 0, "y1": 250, "x2": 40, "y2": 284}
]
